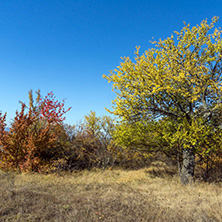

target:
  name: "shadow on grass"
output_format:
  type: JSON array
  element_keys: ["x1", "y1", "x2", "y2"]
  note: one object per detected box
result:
[{"x1": 144, "y1": 161, "x2": 177, "y2": 178}]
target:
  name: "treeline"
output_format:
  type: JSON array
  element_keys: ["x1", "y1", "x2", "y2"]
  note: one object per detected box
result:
[
  {"x1": 2, "y1": 18, "x2": 222, "y2": 185},
  {"x1": 1, "y1": 90, "x2": 222, "y2": 182},
  {"x1": 0, "y1": 90, "x2": 149, "y2": 173}
]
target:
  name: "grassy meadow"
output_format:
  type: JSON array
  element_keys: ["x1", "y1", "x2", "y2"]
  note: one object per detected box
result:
[{"x1": 1, "y1": 162, "x2": 222, "y2": 222}]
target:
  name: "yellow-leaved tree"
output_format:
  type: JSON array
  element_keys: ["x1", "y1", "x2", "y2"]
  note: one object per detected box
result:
[{"x1": 103, "y1": 17, "x2": 222, "y2": 185}]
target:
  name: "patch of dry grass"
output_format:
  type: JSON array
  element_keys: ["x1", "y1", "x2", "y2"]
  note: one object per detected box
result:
[{"x1": 0, "y1": 163, "x2": 222, "y2": 221}]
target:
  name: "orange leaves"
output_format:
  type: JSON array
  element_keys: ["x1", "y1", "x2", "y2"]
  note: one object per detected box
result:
[
  {"x1": 0, "y1": 90, "x2": 72, "y2": 172},
  {"x1": 0, "y1": 91, "x2": 70, "y2": 172}
]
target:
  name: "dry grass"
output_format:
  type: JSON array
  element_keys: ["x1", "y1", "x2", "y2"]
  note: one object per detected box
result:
[{"x1": 0, "y1": 162, "x2": 222, "y2": 222}]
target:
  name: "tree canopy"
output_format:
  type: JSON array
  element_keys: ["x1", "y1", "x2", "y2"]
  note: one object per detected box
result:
[
  {"x1": 103, "y1": 17, "x2": 222, "y2": 125},
  {"x1": 104, "y1": 17, "x2": 222, "y2": 184}
]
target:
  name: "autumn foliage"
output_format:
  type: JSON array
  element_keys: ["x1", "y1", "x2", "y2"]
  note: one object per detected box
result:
[
  {"x1": 39, "y1": 92, "x2": 71, "y2": 123},
  {"x1": 50, "y1": 111, "x2": 121, "y2": 171},
  {"x1": 2, "y1": 18, "x2": 222, "y2": 184},
  {"x1": 103, "y1": 17, "x2": 222, "y2": 184},
  {"x1": 0, "y1": 91, "x2": 71, "y2": 172}
]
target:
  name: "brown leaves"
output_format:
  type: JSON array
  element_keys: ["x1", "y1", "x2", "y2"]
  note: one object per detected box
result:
[
  {"x1": 0, "y1": 91, "x2": 72, "y2": 172},
  {"x1": 0, "y1": 103, "x2": 57, "y2": 172}
]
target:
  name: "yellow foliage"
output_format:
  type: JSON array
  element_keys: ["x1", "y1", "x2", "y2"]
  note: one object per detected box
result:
[{"x1": 103, "y1": 17, "x2": 222, "y2": 124}]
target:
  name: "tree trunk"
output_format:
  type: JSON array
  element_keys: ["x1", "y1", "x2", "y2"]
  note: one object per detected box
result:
[{"x1": 180, "y1": 148, "x2": 195, "y2": 185}]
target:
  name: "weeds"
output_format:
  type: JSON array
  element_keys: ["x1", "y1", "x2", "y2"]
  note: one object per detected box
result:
[{"x1": 0, "y1": 164, "x2": 222, "y2": 221}]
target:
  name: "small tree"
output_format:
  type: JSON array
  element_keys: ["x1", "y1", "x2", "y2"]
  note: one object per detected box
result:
[
  {"x1": 59, "y1": 111, "x2": 119, "y2": 170},
  {"x1": 103, "y1": 17, "x2": 222, "y2": 184},
  {"x1": 76, "y1": 111, "x2": 118, "y2": 169},
  {"x1": 0, "y1": 90, "x2": 71, "y2": 172}
]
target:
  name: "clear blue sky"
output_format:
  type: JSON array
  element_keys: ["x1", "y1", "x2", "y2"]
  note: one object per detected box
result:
[{"x1": 0, "y1": 0, "x2": 222, "y2": 125}]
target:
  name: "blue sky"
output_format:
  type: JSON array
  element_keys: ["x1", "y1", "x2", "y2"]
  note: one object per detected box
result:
[{"x1": 0, "y1": 0, "x2": 222, "y2": 125}]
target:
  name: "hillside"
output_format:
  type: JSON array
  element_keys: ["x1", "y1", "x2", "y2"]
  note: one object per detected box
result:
[{"x1": 1, "y1": 162, "x2": 222, "y2": 222}]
